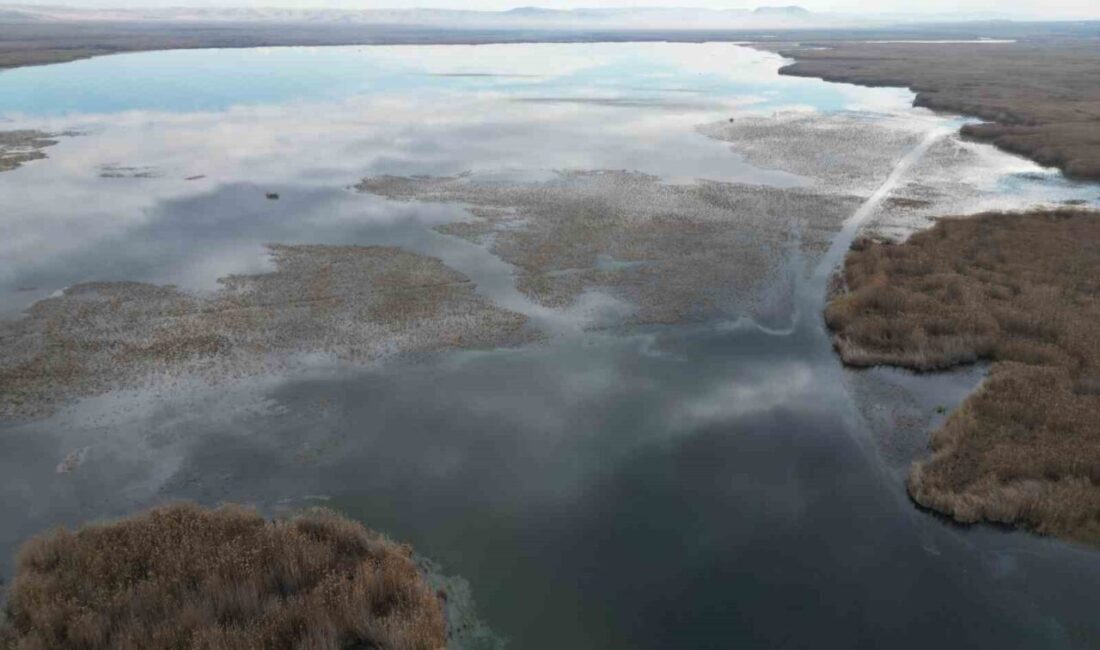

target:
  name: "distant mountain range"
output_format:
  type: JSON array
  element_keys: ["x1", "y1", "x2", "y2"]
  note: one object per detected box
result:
[
  {"x1": 0, "y1": 4, "x2": 856, "y2": 28},
  {"x1": 0, "y1": 4, "x2": 1076, "y2": 28},
  {"x1": 753, "y1": 6, "x2": 812, "y2": 16}
]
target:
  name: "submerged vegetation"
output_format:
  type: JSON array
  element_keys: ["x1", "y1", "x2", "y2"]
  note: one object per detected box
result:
[
  {"x1": 0, "y1": 503, "x2": 446, "y2": 650},
  {"x1": 699, "y1": 112, "x2": 1045, "y2": 244},
  {"x1": 826, "y1": 209, "x2": 1100, "y2": 544},
  {"x1": 0, "y1": 131, "x2": 57, "y2": 173},
  {"x1": 0, "y1": 244, "x2": 530, "y2": 419},
  {"x1": 699, "y1": 112, "x2": 927, "y2": 196},
  {"x1": 359, "y1": 170, "x2": 861, "y2": 325}
]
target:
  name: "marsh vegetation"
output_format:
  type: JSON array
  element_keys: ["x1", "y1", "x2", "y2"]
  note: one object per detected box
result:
[
  {"x1": 699, "y1": 112, "x2": 927, "y2": 196},
  {"x1": 827, "y1": 209, "x2": 1100, "y2": 544},
  {"x1": 0, "y1": 245, "x2": 530, "y2": 418},
  {"x1": 0, "y1": 503, "x2": 446, "y2": 650},
  {"x1": 358, "y1": 170, "x2": 861, "y2": 325},
  {"x1": 774, "y1": 41, "x2": 1100, "y2": 181},
  {"x1": 0, "y1": 131, "x2": 56, "y2": 173}
]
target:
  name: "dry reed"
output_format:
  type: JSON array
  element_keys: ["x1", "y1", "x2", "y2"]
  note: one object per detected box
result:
[
  {"x1": 0, "y1": 503, "x2": 447, "y2": 650},
  {"x1": 826, "y1": 209, "x2": 1100, "y2": 545}
]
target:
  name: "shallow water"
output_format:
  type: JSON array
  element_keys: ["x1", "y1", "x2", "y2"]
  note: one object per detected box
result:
[{"x1": 2, "y1": 42, "x2": 1099, "y2": 648}]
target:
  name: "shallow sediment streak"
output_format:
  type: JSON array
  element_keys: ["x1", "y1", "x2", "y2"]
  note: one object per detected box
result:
[
  {"x1": 807, "y1": 126, "x2": 953, "y2": 311},
  {"x1": 0, "y1": 503, "x2": 448, "y2": 649}
]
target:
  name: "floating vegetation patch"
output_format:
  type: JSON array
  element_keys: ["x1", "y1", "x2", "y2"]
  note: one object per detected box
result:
[
  {"x1": 0, "y1": 130, "x2": 58, "y2": 173},
  {"x1": 699, "y1": 112, "x2": 929, "y2": 196},
  {"x1": 0, "y1": 245, "x2": 532, "y2": 419},
  {"x1": 98, "y1": 163, "x2": 161, "y2": 179},
  {"x1": 358, "y1": 170, "x2": 862, "y2": 326}
]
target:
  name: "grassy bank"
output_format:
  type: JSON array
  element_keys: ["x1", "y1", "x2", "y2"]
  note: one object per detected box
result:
[
  {"x1": 773, "y1": 40, "x2": 1100, "y2": 182},
  {"x1": 826, "y1": 209, "x2": 1100, "y2": 545},
  {"x1": 0, "y1": 504, "x2": 446, "y2": 649}
]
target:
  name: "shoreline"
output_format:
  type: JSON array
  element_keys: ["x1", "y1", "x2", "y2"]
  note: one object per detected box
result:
[
  {"x1": 766, "y1": 40, "x2": 1100, "y2": 182},
  {"x1": 1, "y1": 20, "x2": 1096, "y2": 71},
  {"x1": 5, "y1": 26, "x2": 1095, "y2": 186}
]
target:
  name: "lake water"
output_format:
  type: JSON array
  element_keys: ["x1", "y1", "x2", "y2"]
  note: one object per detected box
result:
[{"x1": 1, "y1": 42, "x2": 1099, "y2": 648}]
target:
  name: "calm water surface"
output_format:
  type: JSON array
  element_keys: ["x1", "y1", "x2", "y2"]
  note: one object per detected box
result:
[{"x1": 1, "y1": 43, "x2": 1099, "y2": 649}]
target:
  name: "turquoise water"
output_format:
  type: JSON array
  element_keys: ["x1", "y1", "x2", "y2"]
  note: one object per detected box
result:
[{"x1": 0, "y1": 44, "x2": 856, "y2": 116}]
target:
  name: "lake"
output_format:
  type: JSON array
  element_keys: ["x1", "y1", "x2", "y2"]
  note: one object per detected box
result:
[{"x1": 1, "y1": 42, "x2": 1098, "y2": 649}]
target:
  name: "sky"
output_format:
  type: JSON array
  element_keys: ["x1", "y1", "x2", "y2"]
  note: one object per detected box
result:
[{"x1": 6, "y1": 0, "x2": 1098, "y2": 19}]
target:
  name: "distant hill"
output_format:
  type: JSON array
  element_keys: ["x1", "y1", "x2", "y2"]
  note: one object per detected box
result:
[
  {"x1": 0, "y1": 8, "x2": 37, "y2": 21},
  {"x1": 0, "y1": 4, "x2": 1077, "y2": 30},
  {"x1": 0, "y1": 4, "x2": 849, "y2": 29},
  {"x1": 753, "y1": 6, "x2": 813, "y2": 16}
]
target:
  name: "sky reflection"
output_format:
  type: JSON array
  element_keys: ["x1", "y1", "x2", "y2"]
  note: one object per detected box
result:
[
  {"x1": 3, "y1": 42, "x2": 1092, "y2": 320},
  {"x1": 0, "y1": 43, "x2": 887, "y2": 316}
]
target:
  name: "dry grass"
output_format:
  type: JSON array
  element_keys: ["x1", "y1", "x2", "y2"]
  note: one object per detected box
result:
[
  {"x1": 0, "y1": 503, "x2": 446, "y2": 650},
  {"x1": 826, "y1": 209, "x2": 1100, "y2": 545}
]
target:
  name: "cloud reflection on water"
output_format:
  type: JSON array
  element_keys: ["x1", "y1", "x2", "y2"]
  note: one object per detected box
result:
[{"x1": 2, "y1": 43, "x2": 865, "y2": 316}]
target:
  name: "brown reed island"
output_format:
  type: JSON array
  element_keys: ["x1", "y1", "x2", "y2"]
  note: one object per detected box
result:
[
  {"x1": 0, "y1": 503, "x2": 447, "y2": 650},
  {"x1": 826, "y1": 209, "x2": 1100, "y2": 545}
]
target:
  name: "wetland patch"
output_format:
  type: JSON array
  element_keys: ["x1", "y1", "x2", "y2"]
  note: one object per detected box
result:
[
  {"x1": 700, "y1": 111, "x2": 930, "y2": 196},
  {"x1": 358, "y1": 170, "x2": 862, "y2": 325},
  {"x1": 0, "y1": 130, "x2": 57, "y2": 173},
  {"x1": 0, "y1": 244, "x2": 530, "y2": 419}
]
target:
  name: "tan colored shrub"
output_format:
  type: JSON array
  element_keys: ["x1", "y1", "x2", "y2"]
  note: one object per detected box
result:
[
  {"x1": 827, "y1": 209, "x2": 1100, "y2": 545},
  {"x1": 0, "y1": 503, "x2": 446, "y2": 650}
]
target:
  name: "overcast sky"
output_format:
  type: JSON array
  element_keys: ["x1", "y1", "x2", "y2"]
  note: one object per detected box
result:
[{"x1": 8, "y1": 0, "x2": 1098, "y2": 19}]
